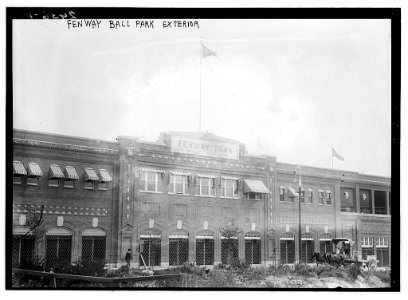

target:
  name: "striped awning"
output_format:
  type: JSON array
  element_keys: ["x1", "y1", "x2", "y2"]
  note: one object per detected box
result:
[
  {"x1": 65, "y1": 166, "x2": 79, "y2": 180},
  {"x1": 28, "y1": 162, "x2": 43, "y2": 177},
  {"x1": 13, "y1": 161, "x2": 27, "y2": 176},
  {"x1": 308, "y1": 188, "x2": 314, "y2": 192},
  {"x1": 243, "y1": 179, "x2": 269, "y2": 194},
  {"x1": 326, "y1": 190, "x2": 332, "y2": 194},
  {"x1": 170, "y1": 170, "x2": 191, "y2": 176},
  {"x1": 140, "y1": 234, "x2": 161, "y2": 238},
  {"x1": 320, "y1": 234, "x2": 332, "y2": 241},
  {"x1": 84, "y1": 168, "x2": 99, "y2": 181},
  {"x1": 280, "y1": 233, "x2": 294, "y2": 240},
  {"x1": 196, "y1": 173, "x2": 216, "y2": 178},
  {"x1": 196, "y1": 235, "x2": 214, "y2": 239},
  {"x1": 98, "y1": 169, "x2": 112, "y2": 182},
  {"x1": 302, "y1": 233, "x2": 314, "y2": 240},
  {"x1": 50, "y1": 164, "x2": 64, "y2": 179},
  {"x1": 169, "y1": 234, "x2": 189, "y2": 239},
  {"x1": 82, "y1": 228, "x2": 106, "y2": 236},
  {"x1": 221, "y1": 175, "x2": 240, "y2": 180},
  {"x1": 139, "y1": 167, "x2": 165, "y2": 173},
  {"x1": 287, "y1": 186, "x2": 298, "y2": 197}
]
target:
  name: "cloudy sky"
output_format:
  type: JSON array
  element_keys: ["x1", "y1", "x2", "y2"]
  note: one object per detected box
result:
[{"x1": 13, "y1": 18, "x2": 391, "y2": 176}]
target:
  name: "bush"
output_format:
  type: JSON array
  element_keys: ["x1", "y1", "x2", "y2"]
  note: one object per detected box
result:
[
  {"x1": 230, "y1": 258, "x2": 250, "y2": 271},
  {"x1": 294, "y1": 263, "x2": 314, "y2": 277},
  {"x1": 268, "y1": 264, "x2": 291, "y2": 276},
  {"x1": 346, "y1": 263, "x2": 361, "y2": 280},
  {"x1": 207, "y1": 269, "x2": 236, "y2": 287}
]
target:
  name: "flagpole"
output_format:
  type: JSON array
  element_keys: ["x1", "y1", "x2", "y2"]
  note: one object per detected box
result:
[{"x1": 199, "y1": 41, "x2": 202, "y2": 132}]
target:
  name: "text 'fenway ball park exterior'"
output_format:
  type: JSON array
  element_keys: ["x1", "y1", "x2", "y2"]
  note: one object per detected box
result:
[{"x1": 12, "y1": 129, "x2": 391, "y2": 268}]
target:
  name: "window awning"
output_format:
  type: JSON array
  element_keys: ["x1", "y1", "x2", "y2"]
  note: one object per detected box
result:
[
  {"x1": 287, "y1": 186, "x2": 299, "y2": 197},
  {"x1": 28, "y1": 162, "x2": 43, "y2": 177},
  {"x1": 243, "y1": 179, "x2": 270, "y2": 194},
  {"x1": 326, "y1": 190, "x2": 332, "y2": 194},
  {"x1": 50, "y1": 164, "x2": 64, "y2": 179},
  {"x1": 280, "y1": 185, "x2": 286, "y2": 189},
  {"x1": 318, "y1": 189, "x2": 324, "y2": 193},
  {"x1": 13, "y1": 161, "x2": 27, "y2": 176},
  {"x1": 85, "y1": 168, "x2": 99, "y2": 181},
  {"x1": 308, "y1": 188, "x2": 314, "y2": 192},
  {"x1": 98, "y1": 169, "x2": 112, "y2": 182},
  {"x1": 65, "y1": 166, "x2": 79, "y2": 180},
  {"x1": 82, "y1": 228, "x2": 106, "y2": 236}
]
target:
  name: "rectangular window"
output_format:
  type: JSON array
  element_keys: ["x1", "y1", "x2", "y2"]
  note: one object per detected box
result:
[
  {"x1": 84, "y1": 181, "x2": 94, "y2": 189},
  {"x1": 82, "y1": 236, "x2": 106, "y2": 261},
  {"x1": 279, "y1": 187, "x2": 285, "y2": 202},
  {"x1": 27, "y1": 177, "x2": 39, "y2": 186},
  {"x1": 13, "y1": 176, "x2": 22, "y2": 185},
  {"x1": 245, "y1": 192, "x2": 262, "y2": 200},
  {"x1": 64, "y1": 179, "x2": 75, "y2": 188},
  {"x1": 374, "y1": 191, "x2": 386, "y2": 215},
  {"x1": 221, "y1": 179, "x2": 238, "y2": 198},
  {"x1": 318, "y1": 191, "x2": 324, "y2": 205},
  {"x1": 308, "y1": 191, "x2": 313, "y2": 204},
  {"x1": 360, "y1": 190, "x2": 372, "y2": 213},
  {"x1": 98, "y1": 182, "x2": 107, "y2": 190},
  {"x1": 169, "y1": 175, "x2": 188, "y2": 195},
  {"x1": 326, "y1": 191, "x2": 332, "y2": 205},
  {"x1": 198, "y1": 177, "x2": 215, "y2": 197},
  {"x1": 12, "y1": 235, "x2": 35, "y2": 267},
  {"x1": 48, "y1": 178, "x2": 59, "y2": 187},
  {"x1": 340, "y1": 188, "x2": 356, "y2": 212},
  {"x1": 140, "y1": 171, "x2": 163, "y2": 193}
]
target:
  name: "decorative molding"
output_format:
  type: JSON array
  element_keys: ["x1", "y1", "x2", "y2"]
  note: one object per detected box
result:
[
  {"x1": 13, "y1": 138, "x2": 118, "y2": 155},
  {"x1": 14, "y1": 204, "x2": 108, "y2": 216},
  {"x1": 279, "y1": 216, "x2": 331, "y2": 225}
]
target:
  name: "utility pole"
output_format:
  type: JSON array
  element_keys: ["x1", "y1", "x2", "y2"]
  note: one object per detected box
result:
[{"x1": 296, "y1": 166, "x2": 302, "y2": 263}]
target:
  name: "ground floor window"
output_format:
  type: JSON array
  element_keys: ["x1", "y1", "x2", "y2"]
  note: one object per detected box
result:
[
  {"x1": 245, "y1": 238, "x2": 261, "y2": 264},
  {"x1": 320, "y1": 241, "x2": 332, "y2": 254},
  {"x1": 46, "y1": 235, "x2": 72, "y2": 267},
  {"x1": 301, "y1": 240, "x2": 314, "y2": 263},
  {"x1": 140, "y1": 238, "x2": 161, "y2": 267},
  {"x1": 169, "y1": 238, "x2": 189, "y2": 266},
  {"x1": 221, "y1": 239, "x2": 238, "y2": 264},
  {"x1": 82, "y1": 236, "x2": 106, "y2": 261},
  {"x1": 12, "y1": 235, "x2": 35, "y2": 267},
  {"x1": 376, "y1": 248, "x2": 389, "y2": 267},
  {"x1": 280, "y1": 238, "x2": 295, "y2": 264},
  {"x1": 196, "y1": 238, "x2": 214, "y2": 265},
  {"x1": 361, "y1": 248, "x2": 374, "y2": 260}
]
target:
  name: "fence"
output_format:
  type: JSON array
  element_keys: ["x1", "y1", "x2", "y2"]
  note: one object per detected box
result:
[{"x1": 12, "y1": 268, "x2": 186, "y2": 288}]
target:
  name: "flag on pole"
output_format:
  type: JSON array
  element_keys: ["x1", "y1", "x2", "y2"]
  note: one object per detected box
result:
[
  {"x1": 201, "y1": 41, "x2": 217, "y2": 58},
  {"x1": 332, "y1": 147, "x2": 344, "y2": 161}
]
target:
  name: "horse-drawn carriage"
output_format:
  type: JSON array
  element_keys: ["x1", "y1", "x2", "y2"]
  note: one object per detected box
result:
[{"x1": 313, "y1": 238, "x2": 362, "y2": 267}]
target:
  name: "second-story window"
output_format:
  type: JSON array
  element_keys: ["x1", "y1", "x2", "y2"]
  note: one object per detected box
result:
[
  {"x1": 49, "y1": 164, "x2": 65, "y2": 187},
  {"x1": 318, "y1": 190, "x2": 325, "y2": 205},
  {"x1": 307, "y1": 189, "x2": 314, "y2": 204},
  {"x1": 197, "y1": 175, "x2": 215, "y2": 197},
  {"x1": 326, "y1": 190, "x2": 332, "y2": 205},
  {"x1": 140, "y1": 170, "x2": 164, "y2": 193},
  {"x1": 27, "y1": 162, "x2": 43, "y2": 186},
  {"x1": 169, "y1": 174, "x2": 188, "y2": 195},
  {"x1": 220, "y1": 178, "x2": 239, "y2": 198},
  {"x1": 279, "y1": 186, "x2": 285, "y2": 202}
]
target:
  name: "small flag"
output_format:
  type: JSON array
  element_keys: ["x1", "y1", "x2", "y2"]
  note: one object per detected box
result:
[
  {"x1": 332, "y1": 147, "x2": 344, "y2": 161},
  {"x1": 201, "y1": 41, "x2": 217, "y2": 58}
]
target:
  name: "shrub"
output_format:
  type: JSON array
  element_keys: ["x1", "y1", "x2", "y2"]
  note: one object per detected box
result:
[
  {"x1": 294, "y1": 263, "x2": 314, "y2": 277},
  {"x1": 207, "y1": 269, "x2": 236, "y2": 287},
  {"x1": 230, "y1": 258, "x2": 250, "y2": 271},
  {"x1": 346, "y1": 263, "x2": 361, "y2": 280}
]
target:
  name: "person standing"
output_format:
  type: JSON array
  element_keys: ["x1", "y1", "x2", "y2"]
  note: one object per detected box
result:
[{"x1": 125, "y1": 249, "x2": 132, "y2": 267}]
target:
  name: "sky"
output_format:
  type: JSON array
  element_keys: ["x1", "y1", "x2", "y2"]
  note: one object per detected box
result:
[{"x1": 12, "y1": 18, "x2": 391, "y2": 177}]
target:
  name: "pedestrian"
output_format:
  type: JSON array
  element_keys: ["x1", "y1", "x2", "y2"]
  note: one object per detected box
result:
[{"x1": 125, "y1": 249, "x2": 132, "y2": 267}]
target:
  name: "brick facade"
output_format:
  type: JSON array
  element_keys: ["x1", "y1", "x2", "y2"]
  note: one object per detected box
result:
[{"x1": 12, "y1": 129, "x2": 391, "y2": 267}]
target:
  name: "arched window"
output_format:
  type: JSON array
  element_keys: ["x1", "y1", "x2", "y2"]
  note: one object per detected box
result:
[
  {"x1": 301, "y1": 233, "x2": 314, "y2": 263},
  {"x1": 139, "y1": 229, "x2": 161, "y2": 267},
  {"x1": 169, "y1": 230, "x2": 189, "y2": 266},
  {"x1": 280, "y1": 233, "x2": 295, "y2": 264},
  {"x1": 82, "y1": 228, "x2": 106, "y2": 261},
  {"x1": 245, "y1": 232, "x2": 261, "y2": 264},
  {"x1": 46, "y1": 227, "x2": 72, "y2": 267},
  {"x1": 196, "y1": 230, "x2": 214, "y2": 265}
]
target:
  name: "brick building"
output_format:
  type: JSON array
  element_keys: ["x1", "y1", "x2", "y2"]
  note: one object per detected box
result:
[{"x1": 12, "y1": 129, "x2": 391, "y2": 268}]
